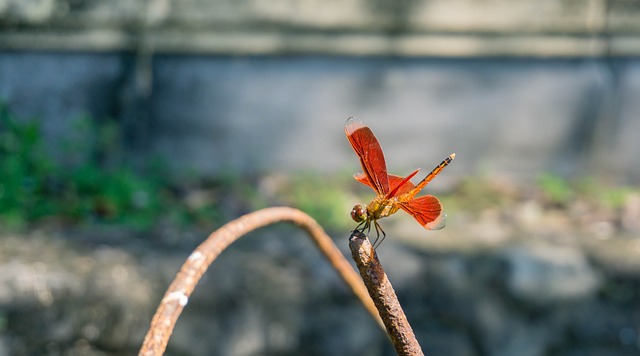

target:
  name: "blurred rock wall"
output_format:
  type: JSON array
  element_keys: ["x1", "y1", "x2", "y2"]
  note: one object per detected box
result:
[
  {"x1": 2, "y1": 0, "x2": 640, "y2": 55},
  {"x1": 3, "y1": 219, "x2": 640, "y2": 355},
  {"x1": 1, "y1": 0, "x2": 640, "y2": 182}
]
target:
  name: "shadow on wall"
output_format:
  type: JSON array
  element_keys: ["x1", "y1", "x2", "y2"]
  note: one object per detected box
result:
[{"x1": 1, "y1": 53, "x2": 640, "y2": 182}]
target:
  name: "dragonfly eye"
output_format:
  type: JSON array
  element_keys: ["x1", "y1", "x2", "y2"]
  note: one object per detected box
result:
[{"x1": 350, "y1": 205, "x2": 367, "y2": 222}]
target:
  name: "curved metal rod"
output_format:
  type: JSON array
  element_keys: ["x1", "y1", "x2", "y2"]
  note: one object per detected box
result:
[{"x1": 139, "y1": 207, "x2": 382, "y2": 355}]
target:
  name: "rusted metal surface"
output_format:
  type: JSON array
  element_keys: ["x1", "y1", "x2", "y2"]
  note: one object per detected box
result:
[
  {"x1": 349, "y1": 231, "x2": 424, "y2": 356},
  {"x1": 139, "y1": 207, "x2": 381, "y2": 355}
]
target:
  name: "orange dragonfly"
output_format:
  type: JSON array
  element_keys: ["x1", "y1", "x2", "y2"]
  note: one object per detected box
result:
[{"x1": 345, "y1": 117, "x2": 455, "y2": 248}]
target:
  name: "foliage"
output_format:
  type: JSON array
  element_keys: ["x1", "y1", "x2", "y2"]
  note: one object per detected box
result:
[
  {"x1": 0, "y1": 104, "x2": 351, "y2": 232},
  {"x1": 280, "y1": 173, "x2": 352, "y2": 231},
  {"x1": 575, "y1": 177, "x2": 636, "y2": 210},
  {"x1": 0, "y1": 105, "x2": 52, "y2": 228},
  {"x1": 538, "y1": 173, "x2": 637, "y2": 210},
  {"x1": 537, "y1": 173, "x2": 574, "y2": 205},
  {"x1": 3, "y1": 103, "x2": 636, "y2": 234},
  {"x1": 0, "y1": 104, "x2": 166, "y2": 229},
  {"x1": 439, "y1": 177, "x2": 512, "y2": 213}
]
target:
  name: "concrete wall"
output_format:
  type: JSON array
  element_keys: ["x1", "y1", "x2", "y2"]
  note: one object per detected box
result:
[
  {"x1": 1, "y1": 0, "x2": 640, "y2": 182},
  {"x1": 2, "y1": 0, "x2": 640, "y2": 56}
]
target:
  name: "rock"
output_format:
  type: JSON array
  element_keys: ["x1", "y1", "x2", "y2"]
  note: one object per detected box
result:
[
  {"x1": 416, "y1": 330, "x2": 477, "y2": 356},
  {"x1": 0, "y1": 232, "x2": 157, "y2": 354},
  {"x1": 0, "y1": 0, "x2": 56, "y2": 23},
  {"x1": 0, "y1": 259, "x2": 82, "y2": 308},
  {"x1": 500, "y1": 244, "x2": 601, "y2": 306},
  {"x1": 622, "y1": 193, "x2": 640, "y2": 233},
  {"x1": 2, "y1": 224, "x2": 640, "y2": 355}
]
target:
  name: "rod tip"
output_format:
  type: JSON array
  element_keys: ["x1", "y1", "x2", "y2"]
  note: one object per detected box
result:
[{"x1": 450, "y1": 153, "x2": 456, "y2": 160}]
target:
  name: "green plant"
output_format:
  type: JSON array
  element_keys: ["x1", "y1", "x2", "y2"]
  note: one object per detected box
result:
[
  {"x1": 537, "y1": 173, "x2": 573, "y2": 205},
  {"x1": 282, "y1": 174, "x2": 352, "y2": 231},
  {"x1": 575, "y1": 177, "x2": 636, "y2": 210},
  {"x1": 0, "y1": 103, "x2": 169, "y2": 229},
  {"x1": 0, "y1": 105, "x2": 56, "y2": 227},
  {"x1": 440, "y1": 177, "x2": 510, "y2": 213}
]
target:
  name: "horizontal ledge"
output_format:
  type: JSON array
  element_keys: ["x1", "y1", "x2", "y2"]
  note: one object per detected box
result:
[{"x1": 1, "y1": 31, "x2": 638, "y2": 57}]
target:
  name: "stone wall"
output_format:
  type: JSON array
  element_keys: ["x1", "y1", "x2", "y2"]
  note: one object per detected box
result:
[
  {"x1": 2, "y1": 53, "x2": 639, "y2": 182},
  {"x1": 2, "y1": 204, "x2": 639, "y2": 355},
  {"x1": 2, "y1": 0, "x2": 640, "y2": 56},
  {"x1": 1, "y1": 0, "x2": 640, "y2": 182}
]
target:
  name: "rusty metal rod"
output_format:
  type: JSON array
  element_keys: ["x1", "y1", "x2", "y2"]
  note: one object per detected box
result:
[
  {"x1": 139, "y1": 207, "x2": 382, "y2": 356},
  {"x1": 349, "y1": 230, "x2": 424, "y2": 356}
]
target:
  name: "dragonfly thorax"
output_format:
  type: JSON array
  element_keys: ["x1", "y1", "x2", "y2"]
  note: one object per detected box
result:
[
  {"x1": 351, "y1": 197, "x2": 401, "y2": 224},
  {"x1": 367, "y1": 195, "x2": 401, "y2": 220}
]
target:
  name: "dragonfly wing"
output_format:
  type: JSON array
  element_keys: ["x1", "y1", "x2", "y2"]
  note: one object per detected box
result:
[
  {"x1": 386, "y1": 169, "x2": 419, "y2": 198},
  {"x1": 345, "y1": 117, "x2": 390, "y2": 195},
  {"x1": 399, "y1": 195, "x2": 446, "y2": 230},
  {"x1": 354, "y1": 171, "x2": 375, "y2": 191},
  {"x1": 354, "y1": 172, "x2": 417, "y2": 196}
]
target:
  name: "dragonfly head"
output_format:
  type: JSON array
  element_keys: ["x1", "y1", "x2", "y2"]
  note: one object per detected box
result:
[{"x1": 350, "y1": 204, "x2": 367, "y2": 223}]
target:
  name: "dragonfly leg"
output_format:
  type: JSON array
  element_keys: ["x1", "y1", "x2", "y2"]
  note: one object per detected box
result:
[
  {"x1": 352, "y1": 219, "x2": 386, "y2": 249},
  {"x1": 351, "y1": 220, "x2": 368, "y2": 237},
  {"x1": 371, "y1": 220, "x2": 386, "y2": 249}
]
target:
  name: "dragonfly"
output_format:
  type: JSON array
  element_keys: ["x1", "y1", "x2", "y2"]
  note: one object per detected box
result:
[{"x1": 345, "y1": 117, "x2": 455, "y2": 248}]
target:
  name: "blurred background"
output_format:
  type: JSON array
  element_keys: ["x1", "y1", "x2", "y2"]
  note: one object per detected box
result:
[{"x1": 1, "y1": 0, "x2": 640, "y2": 355}]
